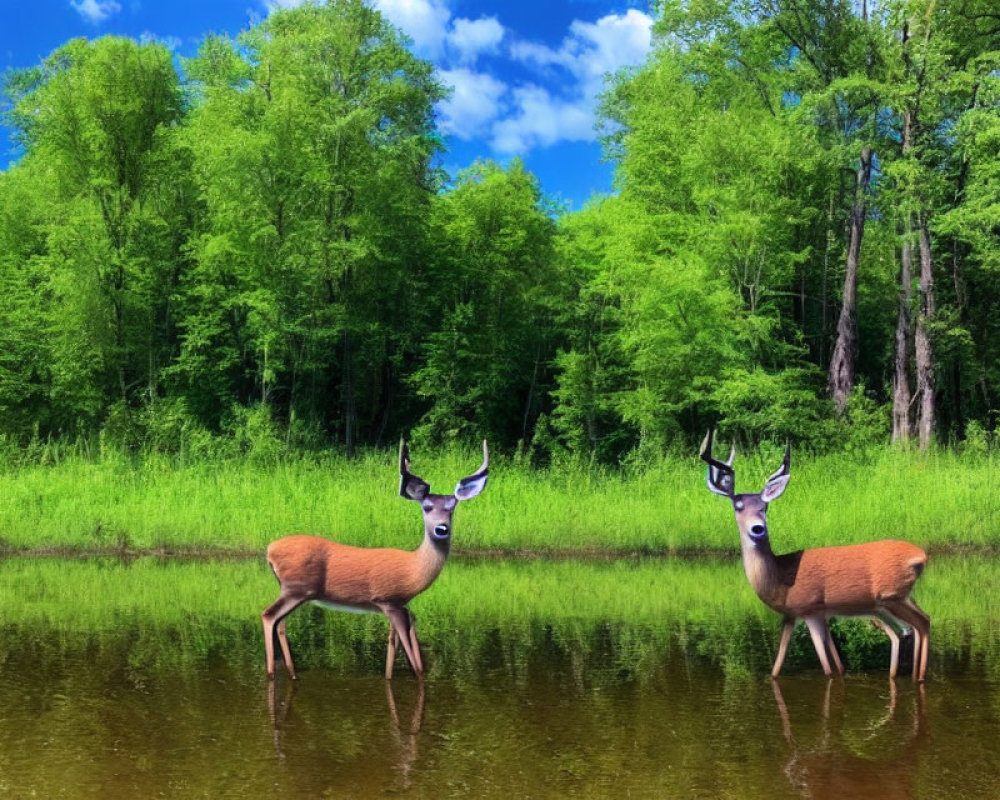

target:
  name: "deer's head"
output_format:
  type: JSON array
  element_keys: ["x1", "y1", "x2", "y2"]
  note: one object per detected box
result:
[
  {"x1": 700, "y1": 430, "x2": 790, "y2": 548},
  {"x1": 399, "y1": 440, "x2": 489, "y2": 543}
]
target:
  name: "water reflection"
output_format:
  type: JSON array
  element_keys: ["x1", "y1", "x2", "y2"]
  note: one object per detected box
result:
[
  {"x1": 384, "y1": 680, "x2": 426, "y2": 788},
  {"x1": 2, "y1": 628, "x2": 1000, "y2": 796},
  {"x1": 267, "y1": 674, "x2": 426, "y2": 790},
  {"x1": 267, "y1": 678, "x2": 295, "y2": 758},
  {"x1": 3, "y1": 555, "x2": 1000, "y2": 795},
  {"x1": 771, "y1": 678, "x2": 927, "y2": 799},
  {"x1": 6, "y1": 553, "x2": 1000, "y2": 680}
]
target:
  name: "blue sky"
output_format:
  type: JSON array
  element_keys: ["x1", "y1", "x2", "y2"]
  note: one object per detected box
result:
[{"x1": 0, "y1": 0, "x2": 655, "y2": 209}]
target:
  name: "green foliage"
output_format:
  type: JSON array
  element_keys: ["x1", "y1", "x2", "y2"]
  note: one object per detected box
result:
[
  {"x1": 412, "y1": 160, "x2": 561, "y2": 449},
  {"x1": 173, "y1": 0, "x2": 445, "y2": 446},
  {"x1": 1, "y1": 0, "x2": 1000, "y2": 459}
]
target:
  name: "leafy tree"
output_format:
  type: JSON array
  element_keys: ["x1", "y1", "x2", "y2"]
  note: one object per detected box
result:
[
  {"x1": 413, "y1": 160, "x2": 560, "y2": 449},
  {"x1": 175, "y1": 0, "x2": 444, "y2": 449},
  {"x1": 581, "y1": 37, "x2": 835, "y2": 446},
  {"x1": 2, "y1": 36, "x2": 184, "y2": 437}
]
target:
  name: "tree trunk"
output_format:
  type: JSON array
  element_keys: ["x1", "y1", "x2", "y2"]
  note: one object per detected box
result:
[
  {"x1": 821, "y1": 188, "x2": 834, "y2": 368},
  {"x1": 522, "y1": 341, "x2": 542, "y2": 445},
  {"x1": 827, "y1": 145, "x2": 872, "y2": 415},
  {"x1": 915, "y1": 212, "x2": 935, "y2": 449},
  {"x1": 892, "y1": 214, "x2": 914, "y2": 445},
  {"x1": 893, "y1": 104, "x2": 915, "y2": 446}
]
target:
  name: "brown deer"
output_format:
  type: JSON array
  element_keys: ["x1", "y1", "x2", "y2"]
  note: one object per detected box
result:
[
  {"x1": 700, "y1": 430, "x2": 929, "y2": 681},
  {"x1": 262, "y1": 440, "x2": 489, "y2": 680}
]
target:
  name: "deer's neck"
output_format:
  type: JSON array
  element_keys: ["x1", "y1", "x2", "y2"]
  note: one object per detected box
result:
[
  {"x1": 412, "y1": 534, "x2": 450, "y2": 591},
  {"x1": 739, "y1": 537, "x2": 786, "y2": 610}
]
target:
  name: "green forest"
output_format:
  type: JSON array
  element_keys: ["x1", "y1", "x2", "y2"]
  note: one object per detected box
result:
[{"x1": 2, "y1": 0, "x2": 1000, "y2": 463}]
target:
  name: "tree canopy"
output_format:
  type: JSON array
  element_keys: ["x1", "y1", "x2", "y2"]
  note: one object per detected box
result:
[{"x1": 2, "y1": 0, "x2": 1000, "y2": 459}]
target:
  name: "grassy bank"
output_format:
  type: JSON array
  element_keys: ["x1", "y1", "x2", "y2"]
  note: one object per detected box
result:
[
  {"x1": 0, "y1": 446, "x2": 996, "y2": 554},
  {"x1": 0, "y1": 553, "x2": 997, "y2": 678}
]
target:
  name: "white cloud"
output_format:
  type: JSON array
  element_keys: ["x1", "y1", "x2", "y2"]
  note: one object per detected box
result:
[
  {"x1": 372, "y1": 0, "x2": 452, "y2": 57},
  {"x1": 512, "y1": 9, "x2": 652, "y2": 95},
  {"x1": 437, "y1": 68, "x2": 507, "y2": 140},
  {"x1": 490, "y1": 84, "x2": 592, "y2": 154},
  {"x1": 496, "y1": 10, "x2": 652, "y2": 155},
  {"x1": 254, "y1": 3, "x2": 651, "y2": 158},
  {"x1": 568, "y1": 10, "x2": 653, "y2": 85},
  {"x1": 70, "y1": 0, "x2": 122, "y2": 23},
  {"x1": 373, "y1": 1, "x2": 504, "y2": 65},
  {"x1": 446, "y1": 16, "x2": 503, "y2": 64}
]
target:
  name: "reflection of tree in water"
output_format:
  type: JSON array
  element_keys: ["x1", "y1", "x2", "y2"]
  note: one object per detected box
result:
[{"x1": 772, "y1": 679, "x2": 927, "y2": 800}]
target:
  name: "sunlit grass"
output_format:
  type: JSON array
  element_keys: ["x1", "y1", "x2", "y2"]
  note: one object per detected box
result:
[{"x1": 0, "y1": 445, "x2": 997, "y2": 554}]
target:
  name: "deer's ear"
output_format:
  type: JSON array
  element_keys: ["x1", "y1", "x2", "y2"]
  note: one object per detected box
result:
[
  {"x1": 400, "y1": 475, "x2": 430, "y2": 502},
  {"x1": 454, "y1": 472, "x2": 487, "y2": 501},
  {"x1": 454, "y1": 440, "x2": 489, "y2": 501},
  {"x1": 399, "y1": 438, "x2": 430, "y2": 501},
  {"x1": 760, "y1": 474, "x2": 790, "y2": 503}
]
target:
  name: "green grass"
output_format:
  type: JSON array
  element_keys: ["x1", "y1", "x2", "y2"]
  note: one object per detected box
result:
[
  {"x1": 0, "y1": 445, "x2": 997, "y2": 554},
  {"x1": 1, "y1": 551, "x2": 993, "y2": 679},
  {"x1": 0, "y1": 444, "x2": 995, "y2": 683}
]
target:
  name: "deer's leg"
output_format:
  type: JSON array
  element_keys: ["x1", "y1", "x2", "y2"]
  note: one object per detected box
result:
[
  {"x1": 825, "y1": 624, "x2": 845, "y2": 676},
  {"x1": 380, "y1": 605, "x2": 422, "y2": 679},
  {"x1": 902, "y1": 598, "x2": 930, "y2": 682},
  {"x1": 872, "y1": 616, "x2": 901, "y2": 679},
  {"x1": 906, "y1": 599, "x2": 930, "y2": 683},
  {"x1": 407, "y1": 611, "x2": 423, "y2": 674},
  {"x1": 385, "y1": 612, "x2": 422, "y2": 679},
  {"x1": 386, "y1": 626, "x2": 399, "y2": 680},
  {"x1": 262, "y1": 594, "x2": 305, "y2": 679},
  {"x1": 276, "y1": 619, "x2": 297, "y2": 678},
  {"x1": 882, "y1": 599, "x2": 930, "y2": 682},
  {"x1": 804, "y1": 616, "x2": 834, "y2": 677},
  {"x1": 772, "y1": 618, "x2": 796, "y2": 678},
  {"x1": 263, "y1": 616, "x2": 277, "y2": 679}
]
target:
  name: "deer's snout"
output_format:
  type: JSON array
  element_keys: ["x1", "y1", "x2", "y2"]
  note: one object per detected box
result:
[
  {"x1": 433, "y1": 523, "x2": 450, "y2": 539},
  {"x1": 749, "y1": 522, "x2": 767, "y2": 539}
]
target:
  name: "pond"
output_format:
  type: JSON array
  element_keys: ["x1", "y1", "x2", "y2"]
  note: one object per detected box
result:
[{"x1": 1, "y1": 554, "x2": 999, "y2": 797}]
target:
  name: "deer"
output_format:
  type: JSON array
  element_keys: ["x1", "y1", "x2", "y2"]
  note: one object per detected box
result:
[
  {"x1": 262, "y1": 439, "x2": 489, "y2": 680},
  {"x1": 699, "y1": 430, "x2": 930, "y2": 681}
]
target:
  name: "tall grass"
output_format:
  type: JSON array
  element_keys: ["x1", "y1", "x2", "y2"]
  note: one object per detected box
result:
[{"x1": 0, "y1": 445, "x2": 996, "y2": 553}]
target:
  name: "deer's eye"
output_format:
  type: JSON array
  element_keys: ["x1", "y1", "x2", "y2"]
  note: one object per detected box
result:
[{"x1": 734, "y1": 500, "x2": 744, "y2": 511}]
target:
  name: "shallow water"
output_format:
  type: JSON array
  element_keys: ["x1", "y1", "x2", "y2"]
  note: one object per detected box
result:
[{"x1": 1, "y1": 555, "x2": 999, "y2": 797}]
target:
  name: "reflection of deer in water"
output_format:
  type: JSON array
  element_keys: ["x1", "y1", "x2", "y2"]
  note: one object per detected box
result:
[
  {"x1": 266, "y1": 679, "x2": 426, "y2": 789},
  {"x1": 384, "y1": 680, "x2": 426, "y2": 789},
  {"x1": 700, "y1": 431, "x2": 930, "y2": 680},
  {"x1": 267, "y1": 679, "x2": 295, "y2": 759},
  {"x1": 262, "y1": 440, "x2": 489, "y2": 680},
  {"x1": 772, "y1": 679, "x2": 926, "y2": 800}
]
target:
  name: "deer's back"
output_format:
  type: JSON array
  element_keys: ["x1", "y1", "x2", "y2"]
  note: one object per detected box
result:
[
  {"x1": 266, "y1": 534, "x2": 428, "y2": 608},
  {"x1": 780, "y1": 540, "x2": 927, "y2": 613}
]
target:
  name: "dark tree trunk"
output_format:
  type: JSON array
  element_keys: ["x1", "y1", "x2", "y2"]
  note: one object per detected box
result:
[
  {"x1": 893, "y1": 105, "x2": 915, "y2": 446},
  {"x1": 892, "y1": 214, "x2": 914, "y2": 445},
  {"x1": 828, "y1": 145, "x2": 872, "y2": 415},
  {"x1": 915, "y1": 213, "x2": 935, "y2": 449}
]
